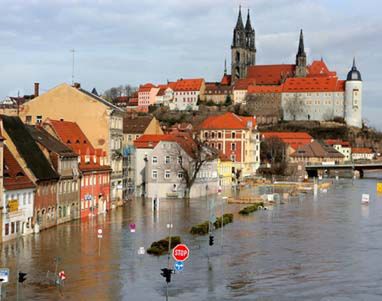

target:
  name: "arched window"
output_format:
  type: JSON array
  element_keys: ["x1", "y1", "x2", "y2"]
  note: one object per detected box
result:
[{"x1": 236, "y1": 51, "x2": 240, "y2": 62}]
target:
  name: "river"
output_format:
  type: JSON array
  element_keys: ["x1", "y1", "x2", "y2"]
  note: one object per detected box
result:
[{"x1": 1, "y1": 173, "x2": 382, "y2": 301}]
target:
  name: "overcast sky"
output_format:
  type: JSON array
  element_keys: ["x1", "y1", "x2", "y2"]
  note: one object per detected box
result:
[{"x1": 0, "y1": 0, "x2": 381, "y2": 127}]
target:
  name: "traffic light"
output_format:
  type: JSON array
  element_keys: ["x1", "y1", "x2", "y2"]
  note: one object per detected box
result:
[
  {"x1": 160, "y1": 268, "x2": 173, "y2": 283},
  {"x1": 18, "y1": 272, "x2": 27, "y2": 283},
  {"x1": 209, "y1": 235, "x2": 214, "y2": 246}
]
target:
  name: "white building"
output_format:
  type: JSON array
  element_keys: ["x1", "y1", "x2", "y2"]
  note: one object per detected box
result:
[
  {"x1": 352, "y1": 148, "x2": 374, "y2": 161},
  {"x1": 169, "y1": 79, "x2": 204, "y2": 111},
  {"x1": 2, "y1": 146, "x2": 35, "y2": 241},
  {"x1": 325, "y1": 139, "x2": 352, "y2": 162}
]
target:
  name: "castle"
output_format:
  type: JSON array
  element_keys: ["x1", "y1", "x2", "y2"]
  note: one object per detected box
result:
[{"x1": 227, "y1": 7, "x2": 363, "y2": 128}]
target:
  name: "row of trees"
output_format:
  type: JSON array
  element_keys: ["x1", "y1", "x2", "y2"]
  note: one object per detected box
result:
[{"x1": 103, "y1": 85, "x2": 137, "y2": 103}]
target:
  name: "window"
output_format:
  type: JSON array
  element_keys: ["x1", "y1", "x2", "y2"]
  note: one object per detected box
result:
[
  {"x1": 165, "y1": 156, "x2": 170, "y2": 164},
  {"x1": 177, "y1": 172, "x2": 183, "y2": 179},
  {"x1": 211, "y1": 132, "x2": 215, "y2": 139},
  {"x1": 11, "y1": 222, "x2": 15, "y2": 234},
  {"x1": 165, "y1": 170, "x2": 171, "y2": 179},
  {"x1": 204, "y1": 132, "x2": 209, "y2": 139},
  {"x1": 36, "y1": 115, "x2": 42, "y2": 124},
  {"x1": 4, "y1": 224, "x2": 9, "y2": 235},
  {"x1": 232, "y1": 132, "x2": 236, "y2": 139},
  {"x1": 152, "y1": 170, "x2": 158, "y2": 179},
  {"x1": 218, "y1": 132, "x2": 222, "y2": 139},
  {"x1": 25, "y1": 116, "x2": 32, "y2": 124},
  {"x1": 231, "y1": 154, "x2": 236, "y2": 162},
  {"x1": 231, "y1": 143, "x2": 236, "y2": 151},
  {"x1": 152, "y1": 156, "x2": 158, "y2": 164},
  {"x1": 218, "y1": 143, "x2": 222, "y2": 150},
  {"x1": 177, "y1": 156, "x2": 182, "y2": 164}
]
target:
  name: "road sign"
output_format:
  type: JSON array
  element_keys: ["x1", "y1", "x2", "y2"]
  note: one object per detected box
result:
[
  {"x1": 137, "y1": 247, "x2": 145, "y2": 255},
  {"x1": 0, "y1": 268, "x2": 9, "y2": 283},
  {"x1": 174, "y1": 261, "x2": 184, "y2": 272},
  {"x1": 362, "y1": 194, "x2": 370, "y2": 204},
  {"x1": 97, "y1": 228, "x2": 103, "y2": 238},
  {"x1": 129, "y1": 223, "x2": 136, "y2": 233},
  {"x1": 58, "y1": 271, "x2": 66, "y2": 281},
  {"x1": 377, "y1": 183, "x2": 382, "y2": 193},
  {"x1": 172, "y1": 244, "x2": 190, "y2": 262}
]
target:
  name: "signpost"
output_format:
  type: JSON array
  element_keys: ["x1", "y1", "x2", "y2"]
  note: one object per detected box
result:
[
  {"x1": 172, "y1": 244, "x2": 190, "y2": 262},
  {"x1": 129, "y1": 223, "x2": 136, "y2": 233},
  {"x1": 97, "y1": 228, "x2": 103, "y2": 256}
]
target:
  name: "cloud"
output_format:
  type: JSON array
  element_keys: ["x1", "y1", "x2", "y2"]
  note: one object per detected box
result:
[{"x1": 0, "y1": 0, "x2": 381, "y2": 127}]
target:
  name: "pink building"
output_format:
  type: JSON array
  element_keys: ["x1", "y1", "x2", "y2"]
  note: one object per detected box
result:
[{"x1": 137, "y1": 83, "x2": 160, "y2": 112}]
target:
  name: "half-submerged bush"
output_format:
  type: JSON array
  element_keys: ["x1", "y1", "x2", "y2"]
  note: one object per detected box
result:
[
  {"x1": 239, "y1": 203, "x2": 264, "y2": 215},
  {"x1": 147, "y1": 236, "x2": 181, "y2": 256},
  {"x1": 190, "y1": 213, "x2": 234, "y2": 235}
]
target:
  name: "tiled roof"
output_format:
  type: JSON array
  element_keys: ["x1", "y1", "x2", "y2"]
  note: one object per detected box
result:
[
  {"x1": 290, "y1": 140, "x2": 344, "y2": 158},
  {"x1": 3, "y1": 145, "x2": 35, "y2": 191},
  {"x1": 123, "y1": 115, "x2": 153, "y2": 134},
  {"x1": 1, "y1": 115, "x2": 59, "y2": 181},
  {"x1": 134, "y1": 134, "x2": 175, "y2": 149},
  {"x1": 199, "y1": 112, "x2": 256, "y2": 130},
  {"x1": 220, "y1": 74, "x2": 232, "y2": 85},
  {"x1": 325, "y1": 139, "x2": 350, "y2": 147},
  {"x1": 283, "y1": 76, "x2": 345, "y2": 92},
  {"x1": 139, "y1": 83, "x2": 156, "y2": 92},
  {"x1": 352, "y1": 147, "x2": 373, "y2": 154},
  {"x1": 262, "y1": 132, "x2": 312, "y2": 150},
  {"x1": 78, "y1": 88, "x2": 124, "y2": 113},
  {"x1": 26, "y1": 125, "x2": 78, "y2": 157},
  {"x1": 233, "y1": 78, "x2": 256, "y2": 90},
  {"x1": 248, "y1": 85, "x2": 282, "y2": 93},
  {"x1": 307, "y1": 60, "x2": 337, "y2": 77},
  {"x1": 173, "y1": 78, "x2": 204, "y2": 92},
  {"x1": 44, "y1": 119, "x2": 111, "y2": 172},
  {"x1": 205, "y1": 83, "x2": 232, "y2": 93},
  {"x1": 247, "y1": 64, "x2": 295, "y2": 85}
]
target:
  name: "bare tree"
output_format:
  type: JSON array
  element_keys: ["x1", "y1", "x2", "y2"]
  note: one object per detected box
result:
[
  {"x1": 284, "y1": 94, "x2": 306, "y2": 121},
  {"x1": 103, "y1": 84, "x2": 137, "y2": 103},
  {"x1": 260, "y1": 136, "x2": 288, "y2": 175},
  {"x1": 173, "y1": 138, "x2": 218, "y2": 200}
]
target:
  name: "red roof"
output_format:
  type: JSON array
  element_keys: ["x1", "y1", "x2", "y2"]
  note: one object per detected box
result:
[
  {"x1": 325, "y1": 139, "x2": 350, "y2": 147},
  {"x1": 352, "y1": 147, "x2": 373, "y2": 154},
  {"x1": 133, "y1": 134, "x2": 175, "y2": 149},
  {"x1": 247, "y1": 85, "x2": 282, "y2": 93},
  {"x1": 173, "y1": 78, "x2": 204, "y2": 92},
  {"x1": 3, "y1": 145, "x2": 35, "y2": 190},
  {"x1": 233, "y1": 78, "x2": 256, "y2": 90},
  {"x1": 247, "y1": 64, "x2": 295, "y2": 85},
  {"x1": 307, "y1": 60, "x2": 337, "y2": 77},
  {"x1": 262, "y1": 132, "x2": 313, "y2": 150},
  {"x1": 44, "y1": 119, "x2": 111, "y2": 172},
  {"x1": 283, "y1": 76, "x2": 345, "y2": 92},
  {"x1": 139, "y1": 83, "x2": 156, "y2": 92},
  {"x1": 199, "y1": 112, "x2": 256, "y2": 130},
  {"x1": 220, "y1": 74, "x2": 232, "y2": 85}
]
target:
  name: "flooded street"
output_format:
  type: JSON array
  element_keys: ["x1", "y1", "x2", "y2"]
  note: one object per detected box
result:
[{"x1": 2, "y1": 174, "x2": 382, "y2": 300}]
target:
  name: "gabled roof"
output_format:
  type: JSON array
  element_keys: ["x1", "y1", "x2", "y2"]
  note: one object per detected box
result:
[
  {"x1": 133, "y1": 134, "x2": 175, "y2": 149},
  {"x1": 247, "y1": 64, "x2": 295, "y2": 85},
  {"x1": 199, "y1": 112, "x2": 256, "y2": 130},
  {"x1": 3, "y1": 145, "x2": 35, "y2": 191},
  {"x1": 173, "y1": 78, "x2": 204, "y2": 92},
  {"x1": 77, "y1": 87, "x2": 124, "y2": 113},
  {"x1": 220, "y1": 74, "x2": 232, "y2": 85},
  {"x1": 1, "y1": 115, "x2": 59, "y2": 181},
  {"x1": 325, "y1": 139, "x2": 350, "y2": 147},
  {"x1": 138, "y1": 83, "x2": 156, "y2": 92},
  {"x1": 290, "y1": 140, "x2": 344, "y2": 158},
  {"x1": 123, "y1": 115, "x2": 154, "y2": 134},
  {"x1": 307, "y1": 60, "x2": 337, "y2": 77},
  {"x1": 233, "y1": 78, "x2": 256, "y2": 90},
  {"x1": 26, "y1": 125, "x2": 78, "y2": 157},
  {"x1": 262, "y1": 132, "x2": 312, "y2": 150}
]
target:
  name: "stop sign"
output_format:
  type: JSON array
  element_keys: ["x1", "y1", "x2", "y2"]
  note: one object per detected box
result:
[{"x1": 172, "y1": 244, "x2": 190, "y2": 262}]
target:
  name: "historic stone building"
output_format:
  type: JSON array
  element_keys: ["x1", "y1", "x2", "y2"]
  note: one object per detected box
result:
[{"x1": 231, "y1": 7, "x2": 256, "y2": 82}]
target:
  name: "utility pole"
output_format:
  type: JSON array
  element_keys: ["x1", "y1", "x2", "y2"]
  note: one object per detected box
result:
[
  {"x1": 165, "y1": 205, "x2": 173, "y2": 301},
  {"x1": 70, "y1": 49, "x2": 75, "y2": 85}
]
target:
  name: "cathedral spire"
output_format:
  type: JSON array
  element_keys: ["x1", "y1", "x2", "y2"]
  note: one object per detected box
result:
[
  {"x1": 235, "y1": 5, "x2": 244, "y2": 30},
  {"x1": 224, "y1": 58, "x2": 227, "y2": 75},
  {"x1": 297, "y1": 29, "x2": 306, "y2": 56},
  {"x1": 245, "y1": 9, "x2": 252, "y2": 31},
  {"x1": 352, "y1": 56, "x2": 356, "y2": 68}
]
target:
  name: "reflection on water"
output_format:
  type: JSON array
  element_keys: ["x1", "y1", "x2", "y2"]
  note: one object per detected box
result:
[{"x1": 1, "y1": 173, "x2": 382, "y2": 300}]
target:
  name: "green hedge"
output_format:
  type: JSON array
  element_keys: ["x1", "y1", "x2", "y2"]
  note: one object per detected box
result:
[
  {"x1": 147, "y1": 236, "x2": 181, "y2": 256},
  {"x1": 190, "y1": 213, "x2": 234, "y2": 235},
  {"x1": 239, "y1": 203, "x2": 264, "y2": 215}
]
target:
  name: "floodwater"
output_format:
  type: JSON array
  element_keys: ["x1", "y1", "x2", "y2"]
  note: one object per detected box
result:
[{"x1": 2, "y1": 173, "x2": 382, "y2": 301}]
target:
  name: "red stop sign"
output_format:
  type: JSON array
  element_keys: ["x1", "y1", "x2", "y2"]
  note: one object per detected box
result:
[{"x1": 172, "y1": 244, "x2": 190, "y2": 262}]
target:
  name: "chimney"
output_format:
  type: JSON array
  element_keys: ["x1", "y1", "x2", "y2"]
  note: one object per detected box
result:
[
  {"x1": 73, "y1": 82, "x2": 81, "y2": 89},
  {"x1": 34, "y1": 82, "x2": 39, "y2": 97}
]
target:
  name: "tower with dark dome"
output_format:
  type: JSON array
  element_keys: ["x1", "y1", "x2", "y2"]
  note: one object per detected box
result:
[
  {"x1": 231, "y1": 7, "x2": 256, "y2": 82},
  {"x1": 345, "y1": 57, "x2": 363, "y2": 127}
]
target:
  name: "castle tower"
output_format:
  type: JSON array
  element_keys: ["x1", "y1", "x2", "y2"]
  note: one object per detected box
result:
[
  {"x1": 295, "y1": 29, "x2": 307, "y2": 77},
  {"x1": 345, "y1": 58, "x2": 363, "y2": 127},
  {"x1": 231, "y1": 7, "x2": 256, "y2": 82}
]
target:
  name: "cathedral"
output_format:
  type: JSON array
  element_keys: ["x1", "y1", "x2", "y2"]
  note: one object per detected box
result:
[{"x1": 226, "y1": 7, "x2": 363, "y2": 128}]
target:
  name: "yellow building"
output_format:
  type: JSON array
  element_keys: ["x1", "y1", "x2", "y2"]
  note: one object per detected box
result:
[
  {"x1": 20, "y1": 83, "x2": 125, "y2": 205},
  {"x1": 217, "y1": 154, "x2": 233, "y2": 187},
  {"x1": 123, "y1": 115, "x2": 163, "y2": 146}
]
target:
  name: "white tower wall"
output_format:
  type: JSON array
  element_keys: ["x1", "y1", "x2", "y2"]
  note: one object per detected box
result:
[{"x1": 345, "y1": 80, "x2": 362, "y2": 128}]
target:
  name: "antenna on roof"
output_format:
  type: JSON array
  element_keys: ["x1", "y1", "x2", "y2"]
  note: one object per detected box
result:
[{"x1": 70, "y1": 49, "x2": 76, "y2": 85}]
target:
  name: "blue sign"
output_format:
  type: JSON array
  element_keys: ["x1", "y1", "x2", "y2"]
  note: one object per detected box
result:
[{"x1": 174, "y1": 261, "x2": 184, "y2": 272}]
